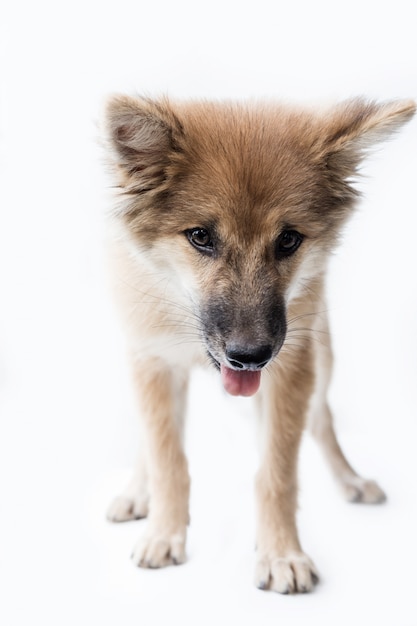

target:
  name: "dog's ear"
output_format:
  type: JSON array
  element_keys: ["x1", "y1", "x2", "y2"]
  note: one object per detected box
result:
[
  {"x1": 317, "y1": 98, "x2": 416, "y2": 202},
  {"x1": 104, "y1": 95, "x2": 182, "y2": 191}
]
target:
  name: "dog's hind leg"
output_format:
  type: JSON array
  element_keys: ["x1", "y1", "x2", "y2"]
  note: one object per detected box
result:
[
  {"x1": 307, "y1": 317, "x2": 386, "y2": 504},
  {"x1": 106, "y1": 439, "x2": 150, "y2": 522},
  {"x1": 308, "y1": 401, "x2": 386, "y2": 503}
]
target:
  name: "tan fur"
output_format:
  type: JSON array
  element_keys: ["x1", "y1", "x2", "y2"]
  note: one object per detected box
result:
[{"x1": 102, "y1": 95, "x2": 415, "y2": 593}]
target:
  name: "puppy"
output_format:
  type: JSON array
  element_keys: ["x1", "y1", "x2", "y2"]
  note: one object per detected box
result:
[{"x1": 103, "y1": 96, "x2": 415, "y2": 593}]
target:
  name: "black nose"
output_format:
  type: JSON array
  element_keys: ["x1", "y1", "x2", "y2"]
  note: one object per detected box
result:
[{"x1": 225, "y1": 344, "x2": 273, "y2": 370}]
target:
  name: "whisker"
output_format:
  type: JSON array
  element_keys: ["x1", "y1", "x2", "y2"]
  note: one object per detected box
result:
[
  {"x1": 114, "y1": 275, "x2": 206, "y2": 334},
  {"x1": 286, "y1": 329, "x2": 330, "y2": 346},
  {"x1": 287, "y1": 308, "x2": 329, "y2": 326},
  {"x1": 150, "y1": 321, "x2": 202, "y2": 332},
  {"x1": 118, "y1": 275, "x2": 201, "y2": 319}
]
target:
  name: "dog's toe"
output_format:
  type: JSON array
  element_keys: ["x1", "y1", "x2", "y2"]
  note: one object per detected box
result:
[
  {"x1": 341, "y1": 478, "x2": 386, "y2": 504},
  {"x1": 131, "y1": 528, "x2": 187, "y2": 568},
  {"x1": 255, "y1": 552, "x2": 319, "y2": 594},
  {"x1": 106, "y1": 495, "x2": 148, "y2": 523}
]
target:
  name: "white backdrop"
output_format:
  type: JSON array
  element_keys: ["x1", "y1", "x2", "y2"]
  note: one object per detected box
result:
[{"x1": 1, "y1": 1, "x2": 416, "y2": 624}]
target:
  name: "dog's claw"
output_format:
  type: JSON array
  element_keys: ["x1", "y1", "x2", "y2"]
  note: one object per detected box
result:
[
  {"x1": 257, "y1": 580, "x2": 269, "y2": 591},
  {"x1": 255, "y1": 552, "x2": 319, "y2": 595},
  {"x1": 341, "y1": 479, "x2": 386, "y2": 504},
  {"x1": 131, "y1": 528, "x2": 187, "y2": 569}
]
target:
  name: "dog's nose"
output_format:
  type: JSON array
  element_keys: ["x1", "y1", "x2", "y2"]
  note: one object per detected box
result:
[{"x1": 225, "y1": 344, "x2": 273, "y2": 370}]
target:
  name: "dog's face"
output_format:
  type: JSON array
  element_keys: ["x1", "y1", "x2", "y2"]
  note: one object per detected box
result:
[{"x1": 105, "y1": 97, "x2": 415, "y2": 394}]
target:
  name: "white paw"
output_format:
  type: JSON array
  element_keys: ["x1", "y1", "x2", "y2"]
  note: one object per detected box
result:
[
  {"x1": 341, "y1": 477, "x2": 386, "y2": 504},
  {"x1": 106, "y1": 494, "x2": 149, "y2": 523},
  {"x1": 131, "y1": 527, "x2": 187, "y2": 568},
  {"x1": 255, "y1": 552, "x2": 319, "y2": 594}
]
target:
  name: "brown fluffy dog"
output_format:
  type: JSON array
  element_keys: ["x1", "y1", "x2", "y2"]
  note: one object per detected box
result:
[{"x1": 103, "y1": 96, "x2": 415, "y2": 593}]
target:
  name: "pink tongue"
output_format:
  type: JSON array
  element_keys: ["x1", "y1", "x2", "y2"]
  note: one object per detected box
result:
[{"x1": 220, "y1": 365, "x2": 262, "y2": 397}]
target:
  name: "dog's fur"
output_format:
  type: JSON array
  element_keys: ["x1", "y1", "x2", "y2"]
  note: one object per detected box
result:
[{"x1": 103, "y1": 96, "x2": 415, "y2": 593}]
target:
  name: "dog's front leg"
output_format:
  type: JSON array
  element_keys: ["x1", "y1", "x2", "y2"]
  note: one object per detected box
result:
[
  {"x1": 130, "y1": 358, "x2": 190, "y2": 569},
  {"x1": 255, "y1": 352, "x2": 318, "y2": 594}
]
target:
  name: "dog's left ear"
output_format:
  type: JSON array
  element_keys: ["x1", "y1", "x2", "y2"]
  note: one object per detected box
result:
[{"x1": 317, "y1": 98, "x2": 416, "y2": 201}]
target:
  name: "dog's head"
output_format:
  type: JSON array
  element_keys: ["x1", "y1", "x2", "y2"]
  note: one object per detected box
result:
[{"x1": 104, "y1": 96, "x2": 415, "y2": 395}]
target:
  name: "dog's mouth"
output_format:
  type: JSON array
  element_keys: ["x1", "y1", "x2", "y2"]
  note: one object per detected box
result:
[
  {"x1": 208, "y1": 353, "x2": 264, "y2": 397},
  {"x1": 220, "y1": 364, "x2": 262, "y2": 397}
]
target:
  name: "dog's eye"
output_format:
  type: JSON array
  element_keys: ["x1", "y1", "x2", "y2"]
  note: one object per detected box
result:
[
  {"x1": 276, "y1": 230, "x2": 304, "y2": 258},
  {"x1": 185, "y1": 228, "x2": 214, "y2": 253}
]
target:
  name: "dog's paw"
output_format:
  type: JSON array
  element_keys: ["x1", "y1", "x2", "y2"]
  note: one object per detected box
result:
[
  {"x1": 131, "y1": 527, "x2": 187, "y2": 568},
  {"x1": 106, "y1": 494, "x2": 149, "y2": 523},
  {"x1": 255, "y1": 552, "x2": 319, "y2": 594},
  {"x1": 341, "y1": 477, "x2": 386, "y2": 504}
]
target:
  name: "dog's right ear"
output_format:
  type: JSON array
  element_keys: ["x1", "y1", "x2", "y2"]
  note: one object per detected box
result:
[{"x1": 104, "y1": 95, "x2": 181, "y2": 191}]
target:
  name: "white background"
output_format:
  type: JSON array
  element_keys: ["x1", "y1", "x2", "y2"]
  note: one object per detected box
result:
[{"x1": 1, "y1": 1, "x2": 416, "y2": 624}]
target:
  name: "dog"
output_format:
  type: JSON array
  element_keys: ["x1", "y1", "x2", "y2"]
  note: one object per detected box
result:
[{"x1": 102, "y1": 95, "x2": 415, "y2": 593}]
